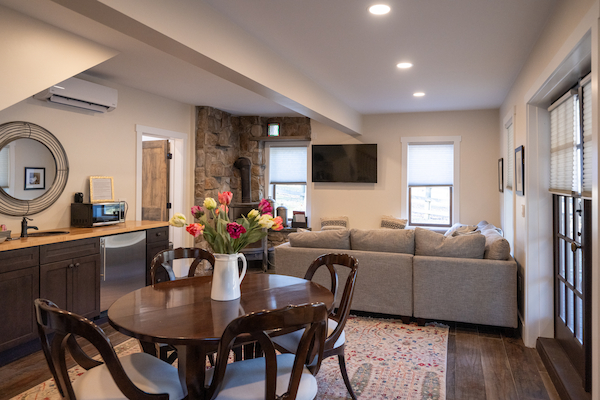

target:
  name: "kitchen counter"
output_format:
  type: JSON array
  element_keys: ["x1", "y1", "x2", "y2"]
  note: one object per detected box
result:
[{"x1": 0, "y1": 220, "x2": 169, "y2": 251}]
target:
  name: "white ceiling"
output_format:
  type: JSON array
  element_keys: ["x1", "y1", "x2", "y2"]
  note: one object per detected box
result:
[{"x1": 1, "y1": 0, "x2": 558, "y2": 120}]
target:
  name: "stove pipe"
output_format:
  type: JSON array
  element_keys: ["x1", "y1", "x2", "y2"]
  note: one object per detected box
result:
[{"x1": 234, "y1": 157, "x2": 252, "y2": 203}]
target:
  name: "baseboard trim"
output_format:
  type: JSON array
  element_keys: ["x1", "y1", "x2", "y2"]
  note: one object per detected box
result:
[{"x1": 537, "y1": 337, "x2": 590, "y2": 400}]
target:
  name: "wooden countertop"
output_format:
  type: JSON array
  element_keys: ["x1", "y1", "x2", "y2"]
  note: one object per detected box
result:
[{"x1": 0, "y1": 221, "x2": 169, "y2": 251}]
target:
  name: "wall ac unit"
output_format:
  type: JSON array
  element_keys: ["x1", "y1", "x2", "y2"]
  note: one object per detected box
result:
[{"x1": 33, "y1": 77, "x2": 118, "y2": 113}]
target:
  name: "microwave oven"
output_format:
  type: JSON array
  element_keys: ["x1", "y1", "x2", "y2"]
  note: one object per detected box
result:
[{"x1": 71, "y1": 202, "x2": 125, "y2": 227}]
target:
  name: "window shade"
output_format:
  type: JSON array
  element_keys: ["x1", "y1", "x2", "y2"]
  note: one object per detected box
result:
[
  {"x1": 269, "y1": 146, "x2": 307, "y2": 183},
  {"x1": 582, "y1": 80, "x2": 592, "y2": 197},
  {"x1": 549, "y1": 92, "x2": 577, "y2": 194},
  {"x1": 408, "y1": 143, "x2": 453, "y2": 185},
  {"x1": 506, "y1": 121, "x2": 514, "y2": 189},
  {"x1": 0, "y1": 146, "x2": 8, "y2": 188}
]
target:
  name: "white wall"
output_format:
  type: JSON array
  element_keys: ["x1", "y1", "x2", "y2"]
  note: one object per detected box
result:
[
  {"x1": 310, "y1": 109, "x2": 501, "y2": 230},
  {"x1": 0, "y1": 75, "x2": 195, "y2": 235}
]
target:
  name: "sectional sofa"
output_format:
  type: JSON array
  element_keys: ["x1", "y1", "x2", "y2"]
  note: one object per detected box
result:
[{"x1": 274, "y1": 222, "x2": 518, "y2": 328}]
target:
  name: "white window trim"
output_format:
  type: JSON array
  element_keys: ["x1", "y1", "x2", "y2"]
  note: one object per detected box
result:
[
  {"x1": 401, "y1": 136, "x2": 461, "y2": 227},
  {"x1": 265, "y1": 141, "x2": 311, "y2": 217},
  {"x1": 504, "y1": 111, "x2": 514, "y2": 191}
]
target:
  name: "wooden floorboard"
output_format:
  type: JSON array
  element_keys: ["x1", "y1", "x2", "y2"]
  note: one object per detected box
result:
[
  {"x1": 454, "y1": 330, "x2": 487, "y2": 399},
  {"x1": 0, "y1": 319, "x2": 559, "y2": 400}
]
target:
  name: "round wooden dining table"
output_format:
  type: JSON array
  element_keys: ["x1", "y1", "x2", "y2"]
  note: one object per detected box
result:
[{"x1": 107, "y1": 273, "x2": 334, "y2": 400}]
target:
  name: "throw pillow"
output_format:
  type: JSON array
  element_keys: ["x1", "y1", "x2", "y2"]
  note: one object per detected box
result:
[
  {"x1": 350, "y1": 228, "x2": 415, "y2": 254},
  {"x1": 414, "y1": 227, "x2": 485, "y2": 259},
  {"x1": 444, "y1": 223, "x2": 476, "y2": 237},
  {"x1": 380, "y1": 215, "x2": 407, "y2": 229},
  {"x1": 479, "y1": 228, "x2": 511, "y2": 260},
  {"x1": 321, "y1": 216, "x2": 349, "y2": 230},
  {"x1": 288, "y1": 229, "x2": 351, "y2": 250},
  {"x1": 321, "y1": 225, "x2": 347, "y2": 231}
]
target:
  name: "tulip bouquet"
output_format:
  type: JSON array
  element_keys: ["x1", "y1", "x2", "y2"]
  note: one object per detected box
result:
[{"x1": 169, "y1": 191, "x2": 283, "y2": 254}]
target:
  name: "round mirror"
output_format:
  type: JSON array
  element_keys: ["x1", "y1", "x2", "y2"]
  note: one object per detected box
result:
[{"x1": 0, "y1": 121, "x2": 69, "y2": 216}]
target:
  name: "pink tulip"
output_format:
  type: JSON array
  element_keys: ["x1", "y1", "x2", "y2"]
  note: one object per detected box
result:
[
  {"x1": 218, "y1": 191, "x2": 233, "y2": 206},
  {"x1": 227, "y1": 222, "x2": 246, "y2": 239},
  {"x1": 258, "y1": 199, "x2": 273, "y2": 215},
  {"x1": 191, "y1": 205, "x2": 204, "y2": 218}
]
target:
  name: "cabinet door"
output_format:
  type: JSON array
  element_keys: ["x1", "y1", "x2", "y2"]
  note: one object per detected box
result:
[
  {"x1": 0, "y1": 266, "x2": 39, "y2": 352},
  {"x1": 40, "y1": 261, "x2": 70, "y2": 311},
  {"x1": 71, "y1": 254, "x2": 101, "y2": 318}
]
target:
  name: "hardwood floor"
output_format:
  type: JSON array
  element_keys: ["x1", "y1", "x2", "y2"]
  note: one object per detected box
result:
[{"x1": 0, "y1": 320, "x2": 561, "y2": 400}]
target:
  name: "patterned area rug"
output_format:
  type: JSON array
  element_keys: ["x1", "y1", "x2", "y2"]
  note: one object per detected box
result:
[{"x1": 12, "y1": 316, "x2": 448, "y2": 400}]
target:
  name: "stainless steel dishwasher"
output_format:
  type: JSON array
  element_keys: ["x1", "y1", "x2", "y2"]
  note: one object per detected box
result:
[{"x1": 100, "y1": 231, "x2": 147, "y2": 312}]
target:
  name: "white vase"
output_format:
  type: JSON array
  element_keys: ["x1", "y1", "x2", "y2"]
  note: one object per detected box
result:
[{"x1": 211, "y1": 253, "x2": 247, "y2": 301}]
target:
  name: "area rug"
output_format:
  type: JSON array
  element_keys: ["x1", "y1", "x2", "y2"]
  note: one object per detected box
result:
[{"x1": 11, "y1": 316, "x2": 448, "y2": 400}]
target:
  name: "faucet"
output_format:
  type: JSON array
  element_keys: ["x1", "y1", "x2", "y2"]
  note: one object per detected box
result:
[{"x1": 21, "y1": 217, "x2": 38, "y2": 238}]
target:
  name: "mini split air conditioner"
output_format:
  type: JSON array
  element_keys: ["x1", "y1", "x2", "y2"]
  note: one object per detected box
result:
[{"x1": 33, "y1": 77, "x2": 118, "y2": 113}]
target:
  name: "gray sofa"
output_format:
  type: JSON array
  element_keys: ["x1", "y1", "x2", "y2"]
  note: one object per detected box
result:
[{"x1": 274, "y1": 222, "x2": 518, "y2": 328}]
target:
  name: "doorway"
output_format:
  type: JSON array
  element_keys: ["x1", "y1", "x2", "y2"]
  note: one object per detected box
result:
[{"x1": 135, "y1": 125, "x2": 188, "y2": 254}]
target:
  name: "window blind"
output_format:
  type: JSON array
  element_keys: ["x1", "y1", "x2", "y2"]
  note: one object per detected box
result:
[
  {"x1": 549, "y1": 91, "x2": 577, "y2": 195},
  {"x1": 506, "y1": 121, "x2": 514, "y2": 189},
  {"x1": 0, "y1": 146, "x2": 8, "y2": 188},
  {"x1": 269, "y1": 146, "x2": 307, "y2": 183},
  {"x1": 408, "y1": 143, "x2": 454, "y2": 185},
  {"x1": 582, "y1": 80, "x2": 592, "y2": 197}
]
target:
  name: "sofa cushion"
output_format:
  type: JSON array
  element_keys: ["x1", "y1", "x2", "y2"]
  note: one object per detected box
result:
[
  {"x1": 350, "y1": 228, "x2": 414, "y2": 254},
  {"x1": 414, "y1": 227, "x2": 485, "y2": 259},
  {"x1": 480, "y1": 228, "x2": 511, "y2": 260},
  {"x1": 288, "y1": 229, "x2": 351, "y2": 250},
  {"x1": 380, "y1": 216, "x2": 407, "y2": 229}
]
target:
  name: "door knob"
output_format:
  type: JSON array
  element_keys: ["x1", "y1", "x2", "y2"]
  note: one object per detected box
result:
[{"x1": 571, "y1": 242, "x2": 581, "y2": 252}]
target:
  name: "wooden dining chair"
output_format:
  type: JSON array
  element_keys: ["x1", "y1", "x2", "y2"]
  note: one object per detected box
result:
[
  {"x1": 272, "y1": 253, "x2": 359, "y2": 400},
  {"x1": 204, "y1": 302, "x2": 328, "y2": 400},
  {"x1": 148, "y1": 247, "x2": 215, "y2": 363},
  {"x1": 34, "y1": 298, "x2": 184, "y2": 400},
  {"x1": 150, "y1": 247, "x2": 215, "y2": 284}
]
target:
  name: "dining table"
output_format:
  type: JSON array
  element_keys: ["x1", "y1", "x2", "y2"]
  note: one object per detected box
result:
[{"x1": 107, "y1": 273, "x2": 334, "y2": 400}]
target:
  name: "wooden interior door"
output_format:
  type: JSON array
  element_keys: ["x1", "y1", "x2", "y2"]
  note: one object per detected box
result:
[{"x1": 142, "y1": 140, "x2": 170, "y2": 221}]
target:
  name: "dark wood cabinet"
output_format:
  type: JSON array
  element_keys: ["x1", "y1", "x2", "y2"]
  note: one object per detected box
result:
[
  {"x1": 39, "y1": 239, "x2": 101, "y2": 319},
  {"x1": 145, "y1": 226, "x2": 170, "y2": 285},
  {"x1": 0, "y1": 247, "x2": 39, "y2": 352}
]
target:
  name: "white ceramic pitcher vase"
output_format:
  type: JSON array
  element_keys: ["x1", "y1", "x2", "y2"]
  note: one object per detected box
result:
[{"x1": 211, "y1": 253, "x2": 247, "y2": 301}]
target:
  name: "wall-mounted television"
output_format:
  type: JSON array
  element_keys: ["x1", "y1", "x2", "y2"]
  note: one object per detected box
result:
[{"x1": 312, "y1": 144, "x2": 377, "y2": 183}]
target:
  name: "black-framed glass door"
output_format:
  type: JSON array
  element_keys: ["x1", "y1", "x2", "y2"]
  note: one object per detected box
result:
[{"x1": 553, "y1": 194, "x2": 591, "y2": 391}]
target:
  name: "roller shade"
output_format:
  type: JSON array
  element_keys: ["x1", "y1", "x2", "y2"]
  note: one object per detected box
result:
[
  {"x1": 269, "y1": 146, "x2": 307, "y2": 184},
  {"x1": 549, "y1": 91, "x2": 577, "y2": 195},
  {"x1": 408, "y1": 143, "x2": 453, "y2": 185},
  {"x1": 582, "y1": 80, "x2": 592, "y2": 197}
]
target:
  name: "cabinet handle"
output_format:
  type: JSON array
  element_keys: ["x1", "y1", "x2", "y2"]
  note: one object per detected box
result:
[
  {"x1": 156, "y1": 232, "x2": 162, "y2": 237},
  {"x1": 75, "y1": 263, "x2": 80, "y2": 268},
  {"x1": 68, "y1": 263, "x2": 74, "y2": 269}
]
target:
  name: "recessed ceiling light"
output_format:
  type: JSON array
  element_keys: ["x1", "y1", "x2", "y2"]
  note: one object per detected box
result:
[
  {"x1": 413, "y1": 92, "x2": 425, "y2": 97},
  {"x1": 397, "y1": 62, "x2": 413, "y2": 69},
  {"x1": 369, "y1": 4, "x2": 390, "y2": 15}
]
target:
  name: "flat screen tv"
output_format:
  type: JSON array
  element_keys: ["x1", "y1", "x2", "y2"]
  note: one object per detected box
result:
[{"x1": 312, "y1": 144, "x2": 377, "y2": 183}]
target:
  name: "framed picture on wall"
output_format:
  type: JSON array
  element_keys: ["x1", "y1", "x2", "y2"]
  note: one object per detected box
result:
[
  {"x1": 90, "y1": 176, "x2": 114, "y2": 203},
  {"x1": 515, "y1": 146, "x2": 524, "y2": 196},
  {"x1": 24, "y1": 167, "x2": 45, "y2": 190},
  {"x1": 498, "y1": 158, "x2": 504, "y2": 193}
]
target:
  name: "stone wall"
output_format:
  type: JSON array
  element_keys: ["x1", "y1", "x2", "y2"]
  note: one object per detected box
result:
[{"x1": 194, "y1": 105, "x2": 310, "y2": 210}]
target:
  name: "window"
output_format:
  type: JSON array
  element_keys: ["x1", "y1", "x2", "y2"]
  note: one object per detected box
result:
[
  {"x1": 266, "y1": 143, "x2": 308, "y2": 220},
  {"x1": 549, "y1": 74, "x2": 591, "y2": 198},
  {"x1": 0, "y1": 145, "x2": 9, "y2": 188},
  {"x1": 401, "y1": 137, "x2": 461, "y2": 227}
]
